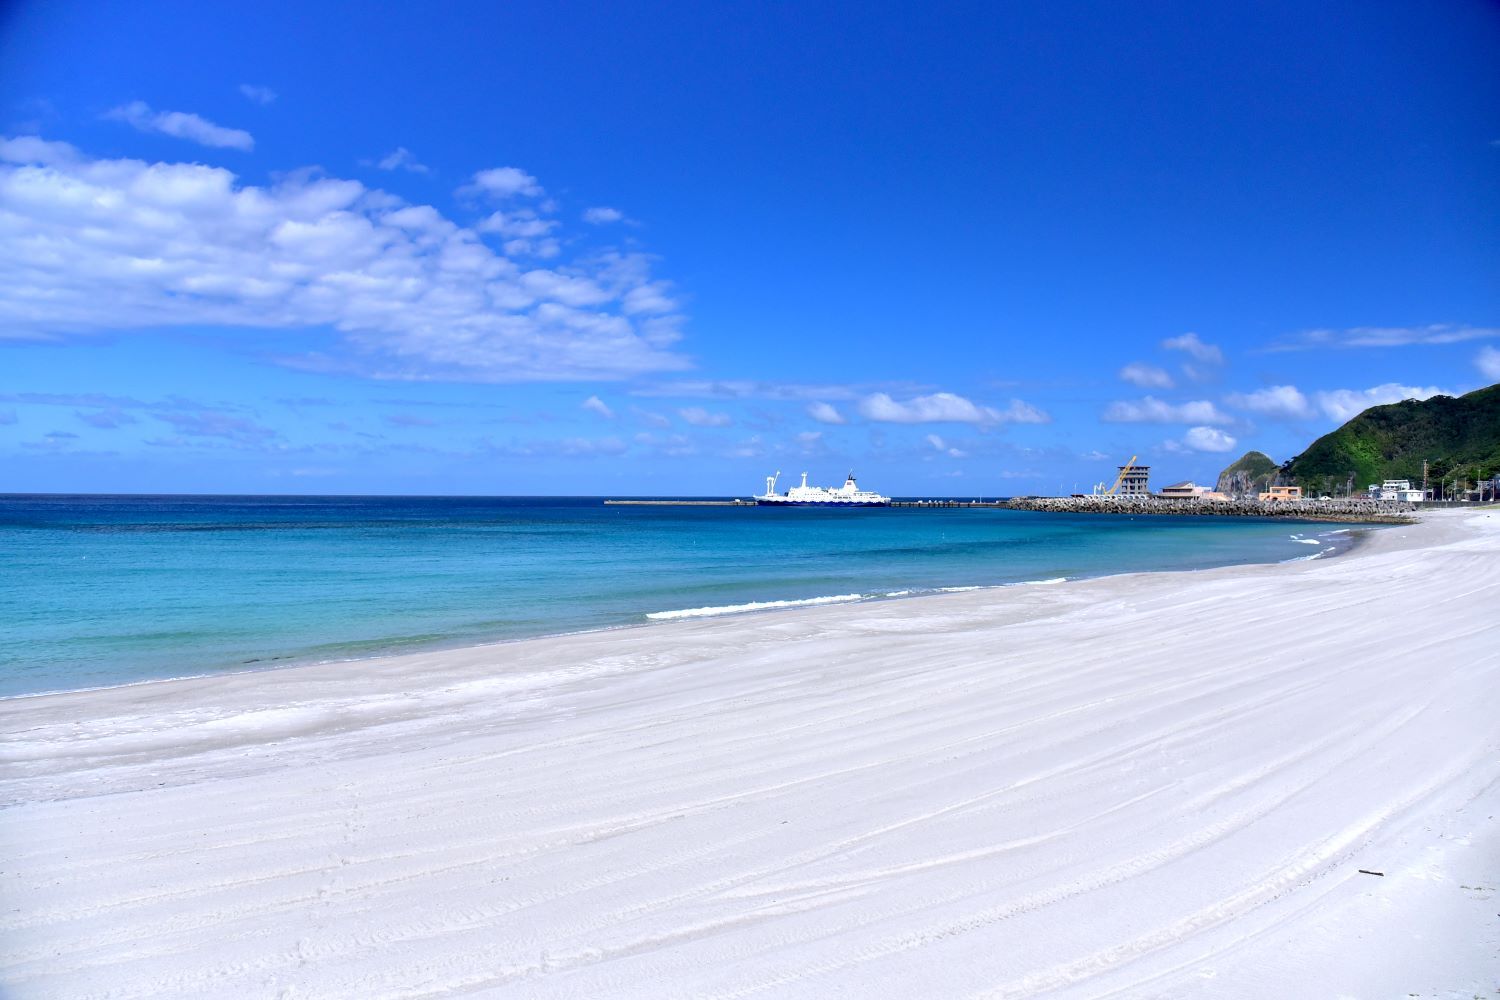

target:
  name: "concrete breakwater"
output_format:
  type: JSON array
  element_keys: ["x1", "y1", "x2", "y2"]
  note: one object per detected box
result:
[{"x1": 1003, "y1": 495, "x2": 1415, "y2": 523}]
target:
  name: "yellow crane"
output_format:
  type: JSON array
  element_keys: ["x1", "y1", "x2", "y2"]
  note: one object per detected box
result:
[{"x1": 1104, "y1": 455, "x2": 1138, "y2": 495}]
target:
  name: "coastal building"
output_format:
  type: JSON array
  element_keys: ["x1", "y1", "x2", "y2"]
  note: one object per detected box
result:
[
  {"x1": 1258, "y1": 485, "x2": 1303, "y2": 502},
  {"x1": 1158, "y1": 481, "x2": 1211, "y2": 500},
  {"x1": 1375, "y1": 480, "x2": 1425, "y2": 503},
  {"x1": 1117, "y1": 465, "x2": 1150, "y2": 496}
]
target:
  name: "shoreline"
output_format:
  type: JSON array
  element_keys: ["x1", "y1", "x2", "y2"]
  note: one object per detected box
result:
[
  {"x1": 2, "y1": 510, "x2": 1495, "y2": 998},
  {"x1": 1, "y1": 518, "x2": 1370, "y2": 704}
]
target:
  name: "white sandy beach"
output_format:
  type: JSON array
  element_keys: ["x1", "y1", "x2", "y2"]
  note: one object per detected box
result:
[{"x1": 2, "y1": 510, "x2": 1497, "y2": 999}]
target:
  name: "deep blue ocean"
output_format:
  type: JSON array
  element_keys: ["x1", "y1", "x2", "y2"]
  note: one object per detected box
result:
[{"x1": 0, "y1": 495, "x2": 1350, "y2": 697}]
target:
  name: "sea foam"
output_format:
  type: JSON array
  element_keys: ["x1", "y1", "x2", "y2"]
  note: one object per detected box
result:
[{"x1": 646, "y1": 594, "x2": 868, "y2": 620}]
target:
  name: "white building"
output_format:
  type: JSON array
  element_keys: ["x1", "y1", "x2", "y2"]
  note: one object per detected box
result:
[
  {"x1": 1158, "y1": 481, "x2": 1210, "y2": 499},
  {"x1": 1374, "y1": 480, "x2": 1425, "y2": 503}
]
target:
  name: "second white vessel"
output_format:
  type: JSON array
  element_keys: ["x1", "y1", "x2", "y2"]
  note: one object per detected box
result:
[{"x1": 755, "y1": 471, "x2": 891, "y2": 507}]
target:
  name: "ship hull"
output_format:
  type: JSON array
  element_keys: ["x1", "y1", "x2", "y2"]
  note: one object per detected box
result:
[{"x1": 754, "y1": 499, "x2": 890, "y2": 507}]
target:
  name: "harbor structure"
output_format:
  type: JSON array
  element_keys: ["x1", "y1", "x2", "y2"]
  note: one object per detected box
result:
[
  {"x1": 1116, "y1": 464, "x2": 1150, "y2": 496},
  {"x1": 1157, "y1": 481, "x2": 1211, "y2": 500}
]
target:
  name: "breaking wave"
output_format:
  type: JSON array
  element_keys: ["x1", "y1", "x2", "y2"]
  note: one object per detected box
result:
[{"x1": 646, "y1": 594, "x2": 869, "y2": 620}]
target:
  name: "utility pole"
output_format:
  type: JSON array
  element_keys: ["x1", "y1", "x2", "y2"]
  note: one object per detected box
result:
[{"x1": 1423, "y1": 459, "x2": 1428, "y2": 497}]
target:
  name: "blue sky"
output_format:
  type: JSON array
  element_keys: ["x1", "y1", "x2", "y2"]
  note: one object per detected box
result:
[{"x1": 1, "y1": 0, "x2": 1496, "y2": 495}]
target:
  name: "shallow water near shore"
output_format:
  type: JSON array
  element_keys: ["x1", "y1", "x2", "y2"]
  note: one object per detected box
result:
[{"x1": 0, "y1": 494, "x2": 1359, "y2": 697}]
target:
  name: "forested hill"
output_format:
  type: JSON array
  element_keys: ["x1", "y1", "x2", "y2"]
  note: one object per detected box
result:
[{"x1": 1284, "y1": 383, "x2": 1500, "y2": 492}]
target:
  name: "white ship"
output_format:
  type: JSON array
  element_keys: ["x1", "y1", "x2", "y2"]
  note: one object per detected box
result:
[{"x1": 755, "y1": 471, "x2": 891, "y2": 507}]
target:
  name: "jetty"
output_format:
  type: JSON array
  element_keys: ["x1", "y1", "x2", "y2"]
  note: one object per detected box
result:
[
  {"x1": 602, "y1": 496, "x2": 1416, "y2": 522},
  {"x1": 604, "y1": 499, "x2": 756, "y2": 506}
]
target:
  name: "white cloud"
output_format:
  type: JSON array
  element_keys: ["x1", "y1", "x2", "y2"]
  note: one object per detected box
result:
[
  {"x1": 581, "y1": 395, "x2": 614, "y2": 419},
  {"x1": 465, "y1": 166, "x2": 542, "y2": 199},
  {"x1": 1162, "y1": 332, "x2": 1224, "y2": 365},
  {"x1": 1181, "y1": 426, "x2": 1237, "y2": 453},
  {"x1": 0, "y1": 137, "x2": 690, "y2": 381},
  {"x1": 1477, "y1": 346, "x2": 1500, "y2": 381},
  {"x1": 558, "y1": 435, "x2": 627, "y2": 457},
  {"x1": 925, "y1": 433, "x2": 966, "y2": 458},
  {"x1": 375, "y1": 147, "x2": 428, "y2": 174},
  {"x1": 633, "y1": 380, "x2": 860, "y2": 401},
  {"x1": 1314, "y1": 383, "x2": 1451, "y2": 423},
  {"x1": 1276, "y1": 324, "x2": 1500, "y2": 351},
  {"x1": 476, "y1": 208, "x2": 561, "y2": 257},
  {"x1": 476, "y1": 209, "x2": 556, "y2": 239},
  {"x1": 1102, "y1": 396, "x2": 1232, "y2": 424},
  {"x1": 1119, "y1": 362, "x2": 1174, "y2": 389},
  {"x1": 631, "y1": 407, "x2": 671, "y2": 428},
  {"x1": 994, "y1": 399, "x2": 1051, "y2": 424},
  {"x1": 583, "y1": 206, "x2": 624, "y2": 224},
  {"x1": 679, "y1": 406, "x2": 732, "y2": 427},
  {"x1": 726, "y1": 435, "x2": 764, "y2": 458},
  {"x1": 238, "y1": 84, "x2": 277, "y2": 106},
  {"x1": 104, "y1": 101, "x2": 254, "y2": 151},
  {"x1": 859, "y1": 392, "x2": 1049, "y2": 425},
  {"x1": 1225, "y1": 384, "x2": 1314, "y2": 420},
  {"x1": 807, "y1": 401, "x2": 846, "y2": 424}
]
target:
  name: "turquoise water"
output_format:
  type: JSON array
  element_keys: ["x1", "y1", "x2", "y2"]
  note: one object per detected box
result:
[{"x1": 0, "y1": 495, "x2": 1350, "y2": 697}]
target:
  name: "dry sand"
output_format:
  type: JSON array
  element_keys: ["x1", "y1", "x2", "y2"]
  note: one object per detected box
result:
[{"x1": 2, "y1": 510, "x2": 1497, "y2": 998}]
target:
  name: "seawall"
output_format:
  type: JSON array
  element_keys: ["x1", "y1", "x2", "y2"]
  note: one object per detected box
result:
[{"x1": 1002, "y1": 495, "x2": 1415, "y2": 523}]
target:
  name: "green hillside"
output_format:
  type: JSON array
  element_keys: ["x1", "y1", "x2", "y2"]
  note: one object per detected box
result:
[
  {"x1": 1283, "y1": 383, "x2": 1500, "y2": 493},
  {"x1": 1215, "y1": 450, "x2": 1279, "y2": 495}
]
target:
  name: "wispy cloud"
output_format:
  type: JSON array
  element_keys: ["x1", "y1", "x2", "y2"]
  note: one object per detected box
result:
[
  {"x1": 1101, "y1": 396, "x2": 1232, "y2": 424},
  {"x1": 725, "y1": 435, "x2": 764, "y2": 459},
  {"x1": 925, "y1": 433, "x2": 966, "y2": 458},
  {"x1": 1270, "y1": 324, "x2": 1500, "y2": 352},
  {"x1": 807, "y1": 401, "x2": 846, "y2": 424},
  {"x1": 104, "y1": 101, "x2": 254, "y2": 151},
  {"x1": 383, "y1": 413, "x2": 438, "y2": 428},
  {"x1": 1162, "y1": 332, "x2": 1224, "y2": 365},
  {"x1": 238, "y1": 84, "x2": 277, "y2": 106},
  {"x1": 1476, "y1": 346, "x2": 1500, "y2": 381},
  {"x1": 373, "y1": 147, "x2": 428, "y2": 173},
  {"x1": 632, "y1": 380, "x2": 863, "y2": 401},
  {"x1": 1118, "y1": 362, "x2": 1174, "y2": 389},
  {"x1": 153, "y1": 409, "x2": 278, "y2": 444},
  {"x1": 559, "y1": 435, "x2": 627, "y2": 457},
  {"x1": 679, "y1": 406, "x2": 732, "y2": 427},
  {"x1": 75, "y1": 408, "x2": 139, "y2": 429},
  {"x1": 583, "y1": 206, "x2": 624, "y2": 224},
  {"x1": 23, "y1": 430, "x2": 82, "y2": 451},
  {"x1": 794, "y1": 430, "x2": 826, "y2": 454},
  {"x1": 859, "y1": 392, "x2": 1048, "y2": 425},
  {"x1": 631, "y1": 406, "x2": 671, "y2": 428},
  {"x1": 0, "y1": 137, "x2": 690, "y2": 382},
  {"x1": 581, "y1": 395, "x2": 615, "y2": 419}
]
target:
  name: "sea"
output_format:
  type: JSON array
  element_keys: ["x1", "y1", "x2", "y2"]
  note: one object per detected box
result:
[{"x1": 0, "y1": 495, "x2": 1356, "y2": 698}]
